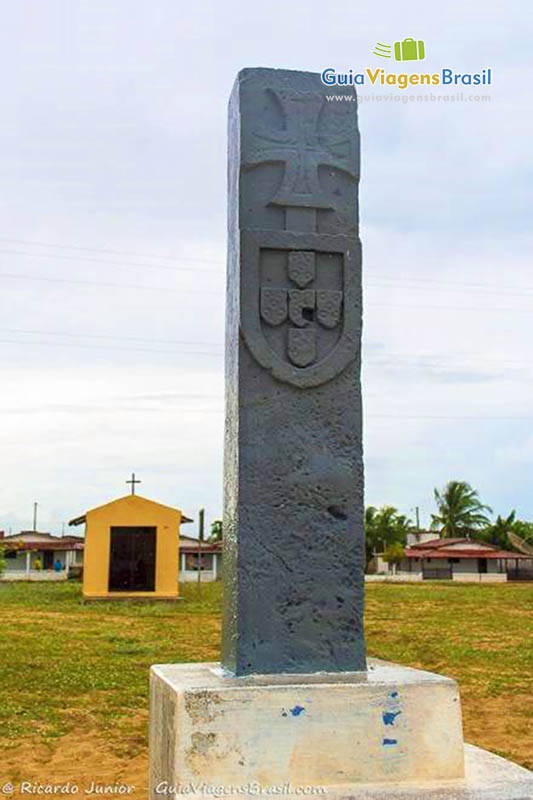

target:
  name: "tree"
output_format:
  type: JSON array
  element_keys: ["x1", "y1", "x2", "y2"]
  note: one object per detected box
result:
[
  {"x1": 431, "y1": 481, "x2": 492, "y2": 537},
  {"x1": 511, "y1": 520, "x2": 533, "y2": 546},
  {"x1": 480, "y1": 515, "x2": 533, "y2": 554},
  {"x1": 479, "y1": 510, "x2": 516, "y2": 550},
  {"x1": 365, "y1": 505, "x2": 412, "y2": 568},
  {"x1": 382, "y1": 542, "x2": 406, "y2": 574},
  {"x1": 209, "y1": 520, "x2": 223, "y2": 543}
]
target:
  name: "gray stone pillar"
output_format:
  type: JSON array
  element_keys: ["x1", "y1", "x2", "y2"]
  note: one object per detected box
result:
[{"x1": 222, "y1": 68, "x2": 365, "y2": 676}]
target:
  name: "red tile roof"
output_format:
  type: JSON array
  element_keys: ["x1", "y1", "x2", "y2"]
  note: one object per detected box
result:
[
  {"x1": 413, "y1": 537, "x2": 498, "y2": 550},
  {"x1": 180, "y1": 541, "x2": 223, "y2": 553},
  {"x1": 3, "y1": 540, "x2": 84, "y2": 552},
  {"x1": 406, "y1": 548, "x2": 530, "y2": 560}
]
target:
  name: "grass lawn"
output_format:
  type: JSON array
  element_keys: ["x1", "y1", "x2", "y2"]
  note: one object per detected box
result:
[{"x1": 0, "y1": 580, "x2": 531, "y2": 795}]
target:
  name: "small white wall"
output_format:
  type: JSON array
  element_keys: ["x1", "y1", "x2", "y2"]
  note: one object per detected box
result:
[
  {"x1": 453, "y1": 573, "x2": 507, "y2": 582},
  {"x1": 365, "y1": 573, "x2": 422, "y2": 582},
  {"x1": 180, "y1": 570, "x2": 217, "y2": 583},
  {"x1": 0, "y1": 570, "x2": 67, "y2": 582}
]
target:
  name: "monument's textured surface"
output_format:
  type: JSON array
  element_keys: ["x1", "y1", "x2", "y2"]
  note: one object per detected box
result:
[{"x1": 222, "y1": 67, "x2": 365, "y2": 676}]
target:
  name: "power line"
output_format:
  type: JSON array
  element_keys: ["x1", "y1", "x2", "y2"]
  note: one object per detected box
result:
[
  {"x1": 1, "y1": 249, "x2": 532, "y2": 299},
  {"x1": 1, "y1": 237, "x2": 533, "y2": 298},
  {"x1": 369, "y1": 273, "x2": 533, "y2": 294},
  {"x1": 2, "y1": 397, "x2": 532, "y2": 421},
  {"x1": 2, "y1": 270, "x2": 533, "y2": 314},
  {"x1": 367, "y1": 301, "x2": 533, "y2": 314},
  {"x1": 0, "y1": 236, "x2": 529, "y2": 292},
  {"x1": 0, "y1": 338, "x2": 222, "y2": 356},
  {"x1": 0, "y1": 327, "x2": 222, "y2": 349},
  {"x1": 367, "y1": 413, "x2": 533, "y2": 421},
  {"x1": 366, "y1": 353, "x2": 531, "y2": 368},
  {"x1": 0, "y1": 271, "x2": 221, "y2": 295},
  {"x1": 0, "y1": 247, "x2": 221, "y2": 274},
  {"x1": 0, "y1": 237, "x2": 222, "y2": 265},
  {"x1": 367, "y1": 279, "x2": 533, "y2": 300},
  {"x1": 1, "y1": 335, "x2": 533, "y2": 372}
]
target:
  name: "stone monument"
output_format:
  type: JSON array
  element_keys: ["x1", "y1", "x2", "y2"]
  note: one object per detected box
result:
[
  {"x1": 222, "y1": 66, "x2": 365, "y2": 677},
  {"x1": 149, "y1": 68, "x2": 533, "y2": 800}
]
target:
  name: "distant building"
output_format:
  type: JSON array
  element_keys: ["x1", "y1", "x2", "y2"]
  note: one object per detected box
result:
[
  {"x1": 0, "y1": 530, "x2": 84, "y2": 580},
  {"x1": 179, "y1": 534, "x2": 223, "y2": 582},
  {"x1": 373, "y1": 533, "x2": 532, "y2": 582}
]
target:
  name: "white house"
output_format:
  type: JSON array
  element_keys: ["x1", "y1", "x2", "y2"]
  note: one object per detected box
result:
[
  {"x1": 374, "y1": 532, "x2": 532, "y2": 582},
  {"x1": 178, "y1": 534, "x2": 222, "y2": 582},
  {"x1": 0, "y1": 531, "x2": 84, "y2": 581}
]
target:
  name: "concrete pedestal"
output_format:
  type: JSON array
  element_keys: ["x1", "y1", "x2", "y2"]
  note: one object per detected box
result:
[{"x1": 149, "y1": 659, "x2": 532, "y2": 798}]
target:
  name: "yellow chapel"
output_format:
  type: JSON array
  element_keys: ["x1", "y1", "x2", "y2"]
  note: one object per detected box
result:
[{"x1": 69, "y1": 487, "x2": 192, "y2": 601}]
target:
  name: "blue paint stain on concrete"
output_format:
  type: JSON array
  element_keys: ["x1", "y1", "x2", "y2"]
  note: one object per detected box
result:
[
  {"x1": 389, "y1": 691, "x2": 398, "y2": 698},
  {"x1": 290, "y1": 705, "x2": 306, "y2": 717},
  {"x1": 382, "y1": 710, "x2": 401, "y2": 726},
  {"x1": 383, "y1": 738, "x2": 398, "y2": 746}
]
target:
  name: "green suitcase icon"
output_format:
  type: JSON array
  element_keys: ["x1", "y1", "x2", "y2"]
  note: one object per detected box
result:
[{"x1": 394, "y1": 38, "x2": 425, "y2": 61}]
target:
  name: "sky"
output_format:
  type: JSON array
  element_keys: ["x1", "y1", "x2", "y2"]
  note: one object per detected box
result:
[{"x1": 0, "y1": 0, "x2": 532, "y2": 536}]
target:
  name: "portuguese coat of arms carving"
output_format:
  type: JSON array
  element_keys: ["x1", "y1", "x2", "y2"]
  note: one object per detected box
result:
[{"x1": 239, "y1": 86, "x2": 361, "y2": 389}]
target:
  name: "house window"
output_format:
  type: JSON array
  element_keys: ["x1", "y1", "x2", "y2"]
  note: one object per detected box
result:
[
  {"x1": 448, "y1": 558, "x2": 460, "y2": 564},
  {"x1": 5, "y1": 551, "x2": 17, "y2": 559},
  {"x1": 185, "y1": 553, "x2": 213, "y2": 571}
]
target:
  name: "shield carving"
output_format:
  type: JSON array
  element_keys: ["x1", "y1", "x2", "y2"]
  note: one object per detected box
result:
[
  {"x1": 288, "y1": 289, "x2": 315, "y2": 327},
  {"x1": 261, "y1": 288, "x2": 288, "y2": 327},
  {"x1": 316, "y1": 291, "x2": 343, "y2": 329},
  {"x1": 241, "y1": 231, "x2": 361, "y2": 389},
  {"x1": 288, "y1": 251, "x2": 315, "y2": 288},
  {"x1": 288, "y1": 328, "x2": 316, "y2": 367}
]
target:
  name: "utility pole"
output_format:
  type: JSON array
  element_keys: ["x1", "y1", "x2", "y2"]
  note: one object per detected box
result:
[
  {"x1": 33, "y1": 502, "x2": 38, "y2": 532},
  {"x1": 197, "y1": 508, "x2": 205, "y2": 591},
  {"x1": 415, "y1": 506, "x2": 420, "y2": 530}
]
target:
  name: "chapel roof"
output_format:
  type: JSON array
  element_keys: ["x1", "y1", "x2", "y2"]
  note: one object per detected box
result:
[{"x1": 68, "y1": 493, "x2": 193, "y2": 527}]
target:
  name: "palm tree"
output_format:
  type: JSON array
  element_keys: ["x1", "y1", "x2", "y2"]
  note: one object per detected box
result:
[
  {"x1": 431, "y1": 480, "x2": 492, "y2": 538},
  {"x1": 365, "y1": 505, "x2": 412, "y2": 567},
  {"x1": 482, "y1": 511, "x2": 516, "y2": 549}
]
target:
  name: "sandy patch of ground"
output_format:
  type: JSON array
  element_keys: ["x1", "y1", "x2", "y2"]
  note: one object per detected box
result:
[
  {"x1": 1, "y1": 729, "x2": 148, "y2": 799},
  {"x1": 461, "y1": 692, "x2": 532, "y2": 770}
]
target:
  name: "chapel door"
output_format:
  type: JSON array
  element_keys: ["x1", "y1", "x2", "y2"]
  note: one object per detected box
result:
[
  {"x1": 108, "y1": 527, "x2": 156, "y2": 591},
  {"x1": 43, "y1": 551, "x2": 54, "y2": 570},
  {"x1": 478, "y1": 557, "x2": 488, "y2": 574}
]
